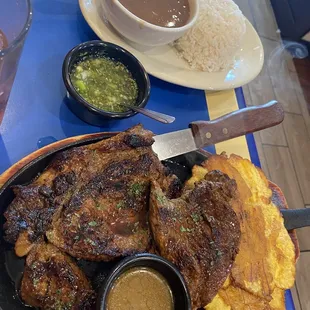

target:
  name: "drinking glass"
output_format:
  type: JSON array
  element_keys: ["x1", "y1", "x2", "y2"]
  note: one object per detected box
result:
[{"x1": 0, "y1": 0, "x2": 32, "y2": 124}]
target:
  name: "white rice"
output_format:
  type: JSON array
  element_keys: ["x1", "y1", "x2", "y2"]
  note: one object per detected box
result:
[{"x1": 174, "y1": 0, "x2": 246, "y2": 72}]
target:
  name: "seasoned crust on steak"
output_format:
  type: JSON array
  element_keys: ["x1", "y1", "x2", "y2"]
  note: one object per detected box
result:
[
  {"x1": 4, "y1": 125, "x2": 181, "y2": 260},
  {"x1": 149, "y1": 170, "x2": 241, "y2": 309},
  {"x1": 21, "y1": 242, "x2": 95, "y2": 309}
]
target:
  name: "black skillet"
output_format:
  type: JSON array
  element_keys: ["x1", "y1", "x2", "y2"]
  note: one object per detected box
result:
[{"x1": 0, "y1": 132, "x2": 309, "y2": 309}]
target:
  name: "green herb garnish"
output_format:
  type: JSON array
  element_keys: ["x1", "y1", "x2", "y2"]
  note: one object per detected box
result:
[
  {"x1": 180, "y1": 225, "x2": 193, "y2": 233},
  {"x1": 156, "y1": 193, "x2": 166, "y2": 204},
  {"x1": 116, "y1": 201, "x2": 124, "y2": 209},
  {"x1": 85, "y1": 238, "x2": 96, "y2": 246},
  {"x1": 216, "y1": 249, "x2": 223, "y2": 257},
  {"x1": 95, "y1": 202, "x2": 101, "y2": 209},
  {"x1": 131, "y1": 221, "x2": 140, "y2": 233},
  {"x1": 33, "y1": 278, "x2": 39, "y2": 286},
  {"x1": 191, "y1": 213, "x2": 200, "y2": 222},
  {"x1": 88, "y1": 221, "x2": 97, "y2": 227},
  {"x1": 31, "y1": 262, "x2": 38, "y2": 270},
  {"x1": 180, "y1": 226, "x2": 187, "y2": 232},
  {"x1": 130, "y1": 183, "x2": 144, "y2": 197}
]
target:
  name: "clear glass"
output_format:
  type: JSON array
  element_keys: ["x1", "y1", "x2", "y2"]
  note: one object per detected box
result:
[{"x1": 0, "y1": 0, "x2": 32, "y2": 124}]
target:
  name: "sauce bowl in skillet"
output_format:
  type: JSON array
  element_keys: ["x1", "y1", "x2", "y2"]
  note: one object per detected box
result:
[{"x1": 97, "y1": 254, "x2": 191, "y2": 310}]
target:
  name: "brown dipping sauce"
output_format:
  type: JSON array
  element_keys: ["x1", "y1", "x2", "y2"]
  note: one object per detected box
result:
[
  {"x1": 107, "y1": 267, "x2": 174, "y2": 310},
  {"x1": 118, "y1": 0, "x2": 190, "y2": 28}
]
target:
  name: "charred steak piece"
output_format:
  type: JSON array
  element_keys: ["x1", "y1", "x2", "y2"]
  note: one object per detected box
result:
[
  {"x1": 4, "y1": 125, "x2": 180, "y2": 260},
  {"x1": 149, "y1": 170, "x2": 241, "y2": 309},
  {"x1": 3, "y1": 148, "x2": 85, "y2": 251},
  {"x1": 21, "y1": 242, "x2": 95, "y2": 309}
]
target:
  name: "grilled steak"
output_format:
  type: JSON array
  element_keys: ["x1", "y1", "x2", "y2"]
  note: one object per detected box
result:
[
  {"x1": 21, "y1": 242, "x2": 95, "y2": 309},
  {"x1": 149, "y1": 170, "x2": 241, "y2": 309},
  {"x1": 4, "y1": 125, "x2": 181, "y2": 260}
]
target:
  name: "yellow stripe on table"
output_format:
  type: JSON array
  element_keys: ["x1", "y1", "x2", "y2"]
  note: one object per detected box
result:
[{"x1": 205, "y1": 90, "x2": 250, "y2": 160}]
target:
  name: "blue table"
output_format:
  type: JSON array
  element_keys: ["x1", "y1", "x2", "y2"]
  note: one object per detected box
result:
[{"x1": 0, "y1": 1, "x2": 295, "y2": 309}]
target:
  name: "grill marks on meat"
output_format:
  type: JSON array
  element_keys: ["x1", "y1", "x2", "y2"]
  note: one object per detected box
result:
[
  {"x1": 149, "y1": 170, "x2": 241, "y2": 309},
  {"x1": 46, "y1": 141, "x2": 180, "y2": 261},
  {"x1": 4, "y1": 125, "x2": 181, "y2": 260},
  {"x1": 46, "y1": 153, "x2": 156, "y2": 261},
  {"x1": 21, "y1": 242, "x2": 95, "y2": 309},
  {"x1": 4, "y1": 186, "x2": 56, "y2": 244},
  {"x1": 4, "y1": 146, "x2": 88, "y2": 246}
]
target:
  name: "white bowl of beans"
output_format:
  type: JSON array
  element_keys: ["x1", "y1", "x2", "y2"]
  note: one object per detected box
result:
[{"x1": 101, "y1": 0, "x2": 199, "y2": 47}]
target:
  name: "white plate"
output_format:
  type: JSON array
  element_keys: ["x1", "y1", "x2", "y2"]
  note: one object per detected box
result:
[{"x1": 79, "y1": 0, "x2": 264, "y2": 90}]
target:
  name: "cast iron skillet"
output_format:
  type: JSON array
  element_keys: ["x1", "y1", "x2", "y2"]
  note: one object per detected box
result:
[{"x1": 0, "y1": 132, "x2": 305, "y2": 309}]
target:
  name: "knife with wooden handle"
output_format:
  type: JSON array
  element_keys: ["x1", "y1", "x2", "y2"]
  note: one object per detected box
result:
[{"x1": 152, "y1": 100, "x2": 284, "y2": 160}]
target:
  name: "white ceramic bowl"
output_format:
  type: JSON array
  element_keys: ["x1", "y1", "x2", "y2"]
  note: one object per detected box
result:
[{"x1": 101, "y1": 0, "x2": 199, "y2": 47}]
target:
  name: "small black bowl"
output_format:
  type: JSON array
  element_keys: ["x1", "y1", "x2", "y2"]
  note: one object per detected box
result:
[
  {"x1": 97, "y1": 253, "x2": 191, "y2": 310},
  {"x1": 62, "y1": 40, "x2": 150, "y2": 126}
]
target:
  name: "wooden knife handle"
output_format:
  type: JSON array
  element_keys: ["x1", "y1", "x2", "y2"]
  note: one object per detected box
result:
[{"x1": 190, "y1": 100, "x2": 284, "y2": 148}]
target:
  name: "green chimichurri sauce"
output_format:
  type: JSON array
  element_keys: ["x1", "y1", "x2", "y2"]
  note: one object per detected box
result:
[{"x1": 70, "y1": 57, "x2": 138, "y2": 112}]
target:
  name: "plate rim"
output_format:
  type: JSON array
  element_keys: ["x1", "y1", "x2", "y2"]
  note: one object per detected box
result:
[{"x1": 79, "y1": 0, "x2": 264, "y2": 90}]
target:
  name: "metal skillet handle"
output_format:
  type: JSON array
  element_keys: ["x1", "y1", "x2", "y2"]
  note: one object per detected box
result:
[
  {"x1": 189, "y1": 100, "x2": 284, "y2": 147},
  {"x1": 281, "y1": 208, "x2": 310, "y2": 230}
]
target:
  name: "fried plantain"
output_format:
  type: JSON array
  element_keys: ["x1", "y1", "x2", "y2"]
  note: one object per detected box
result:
[{"x1": 186, "y1": 153, "x2": 296, "y2": 309}]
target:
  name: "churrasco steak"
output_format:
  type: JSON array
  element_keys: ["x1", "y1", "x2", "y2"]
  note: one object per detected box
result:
[
  {"x1": 21, "y1": 241, "x2": 95, "y2": 309},
  {"x1": 149, "y1": 170, "x2": 241, "y2": 309},
  {"x1": 4, "y1": 125, "x2": 181, "y2": 260}
]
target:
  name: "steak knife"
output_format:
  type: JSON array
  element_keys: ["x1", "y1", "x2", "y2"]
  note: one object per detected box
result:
[{"x1": 152, "y1": 100, "x2": 284, "y2": 160}]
